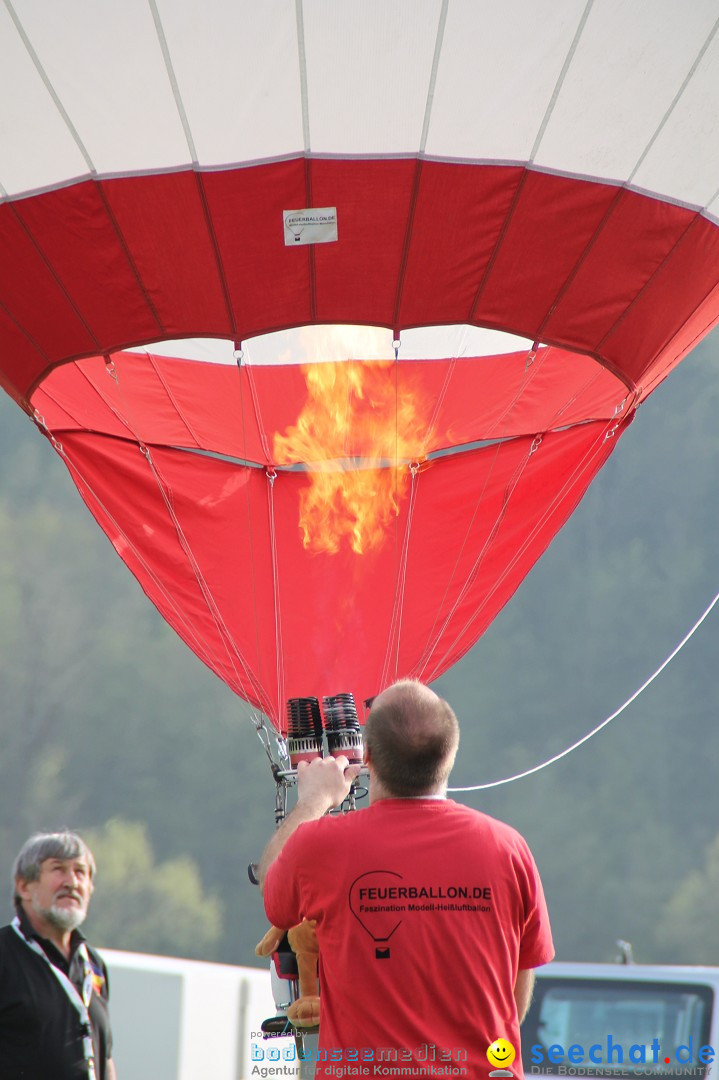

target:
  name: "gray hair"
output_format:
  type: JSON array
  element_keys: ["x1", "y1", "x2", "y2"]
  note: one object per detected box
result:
[{"x1": 13, "y1": 831, "x2": 95, "y2": 905}]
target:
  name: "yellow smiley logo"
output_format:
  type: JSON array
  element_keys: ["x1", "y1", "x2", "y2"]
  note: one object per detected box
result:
[{"x1": 487, "y1": 1039, "x2": 516, "y2": 1070}]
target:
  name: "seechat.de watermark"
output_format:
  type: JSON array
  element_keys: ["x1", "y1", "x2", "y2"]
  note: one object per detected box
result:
[{"x1": 529, "y1": 1037, "x2": 715, "y2": 1076}]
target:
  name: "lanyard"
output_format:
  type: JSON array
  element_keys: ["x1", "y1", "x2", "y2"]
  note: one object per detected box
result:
[{"x1": 11, "y1": 916, "x2": 98, "y2": 1080}]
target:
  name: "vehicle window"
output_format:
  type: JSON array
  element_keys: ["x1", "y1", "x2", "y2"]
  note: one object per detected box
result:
[{"x1": 522, "y1": 978, "x2": 714, "y2": 1078}]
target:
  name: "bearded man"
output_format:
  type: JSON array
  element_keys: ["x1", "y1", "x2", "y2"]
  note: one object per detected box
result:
[{"x1": 0, "y1": 830, "x2": 116, "y2": 1080}]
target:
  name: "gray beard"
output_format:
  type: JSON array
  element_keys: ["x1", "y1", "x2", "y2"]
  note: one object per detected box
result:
[{"x1": 35, "y1": 900, "x2": 87, "y2": 932}]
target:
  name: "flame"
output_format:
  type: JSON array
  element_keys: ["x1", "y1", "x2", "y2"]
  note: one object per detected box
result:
[{"x1": 274, "y1": 361, "x2": 429, "y2": 555}]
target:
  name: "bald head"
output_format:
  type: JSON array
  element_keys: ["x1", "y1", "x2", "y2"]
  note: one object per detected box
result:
[{"x1": 365, "y1": 680, "x2": 459, "y2": 798}]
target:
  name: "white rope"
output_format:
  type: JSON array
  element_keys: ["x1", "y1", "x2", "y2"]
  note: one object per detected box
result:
[{"x1": 448, "y1": 587, "x2": 719, "y2": 792}]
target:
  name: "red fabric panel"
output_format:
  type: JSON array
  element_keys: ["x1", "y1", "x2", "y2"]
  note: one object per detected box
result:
[
  {"x1": 475, "y1": 169, "x2": 620, "y2": 336},
  {"x1": 202, "y1": 160, "x2": 312, "y2": 333},
  {"x1": 35, "y1": 347, "x2": 627, "y2": 462},
  {"x1": 101, "y1": 172, "x2": 234, "y2": 338},
  {"x1": 2, "y1": 163, "x2": 718, "y2": 405},
  {"x1": 60, "y1": 430, "x2": 276, "y2": 715},
  {"x1": 601, "y1": 213, "x2": 719, "y2": 385},
  {"x1": 35, "y1": 352, "x2": 261, "y2": 455},
  {"x1": 404, "y1": 422, "x2": 624, "y2": 683},
  {"x1": 641, "y1": 278, "x2": 719, "y2": 401},
  {"x1": 0, "y1": 307, "x2": 46, "y2": 406},
  {"x1": 0, "y1": 201, "x2": 98, "y2": 375},
  {"x1": 14, "y1": 182, "x2": 161, "y2": 355},
  {"x1": 310, "y1": 158, "x2": 418, "y2": 326},
  {"x1": 56, "y1": 415, "x2": 625, "y2": 727},
  {"x1": 397, "y1": 162, "x2": 524, "y2": 328},
  {"x1": 541, "y1": 189, "x2": 699, "y2": 377}
]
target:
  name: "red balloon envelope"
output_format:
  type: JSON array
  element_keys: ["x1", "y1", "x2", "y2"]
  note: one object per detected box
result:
[
  {"x1": 30, "y1": 339, "x2": 627, "y2": 723},
  {"x1": 2, "y1": 3, "x2": 719, "y2": 728}
]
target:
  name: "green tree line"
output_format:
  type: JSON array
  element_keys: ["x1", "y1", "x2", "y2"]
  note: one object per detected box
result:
[{"x1": 1, "y1": 333, "x2": 718, "y2": 966}]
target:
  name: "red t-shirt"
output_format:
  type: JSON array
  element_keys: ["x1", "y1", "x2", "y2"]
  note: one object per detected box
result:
[{"x1": 264, "y1": 798, "x2": 554, "y2": 1079}]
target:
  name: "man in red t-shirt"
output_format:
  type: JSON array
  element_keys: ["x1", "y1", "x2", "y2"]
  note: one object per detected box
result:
[{"x1": 260, "y1": 679, "x2": 554, "y2": 1078}]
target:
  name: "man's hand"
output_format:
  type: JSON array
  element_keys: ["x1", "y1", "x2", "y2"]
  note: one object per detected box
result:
[
  {"x1": 296, "y1": 755, "x2": 362, "y2": 815},
  {"x1": 257, "y1": 755, "x2": 361, "y2": 893}
]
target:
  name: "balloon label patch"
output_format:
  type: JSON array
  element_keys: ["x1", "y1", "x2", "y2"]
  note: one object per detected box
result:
[{"x1": 283, "y1": 207, "x2": 338, "y2": 245}]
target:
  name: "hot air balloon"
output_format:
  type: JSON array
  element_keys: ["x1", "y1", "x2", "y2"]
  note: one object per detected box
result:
[{"x1": 1, "y1": 0, "x2": 718, "y2": 751}]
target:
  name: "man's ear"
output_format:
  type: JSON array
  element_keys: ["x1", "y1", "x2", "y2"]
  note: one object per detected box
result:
[{"x1": 15, "y1": 876, "x2": 31, "y2": 902}]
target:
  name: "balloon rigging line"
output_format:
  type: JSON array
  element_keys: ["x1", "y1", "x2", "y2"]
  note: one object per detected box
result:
[
  {"x1": 548, "y1": 367, "x2": 605, "y2": 425},
  {"x1": 137, "y1": 447, "x2": 271, "y2": 713},
  {"x1": 242, "y1": 339, "x2": 286, "y2": 724},
  {"x1": 243, "y1": 360, "x2": 274, "y2": 463},
  {"x1": 32, "y1": 414, "x2": 265, "y2": 723},
  {"x1": 145, "y1": 353, "x2": 204, "y2": 445},
  {"x1": 529, "y1": 0, "x2": 594, "y2": 164},
  {"x1": 415, "y1": 346, "x2": 548, "y2": 675},
  {"x1": 413, "y1": 347, "x2": 543, "y2": 672},
  {"x1": 381, "y1": 348, "x2": 402, "y2": 685},
  {"x1": 423, "y1": 415, "x2": 618, "y2": 684},
  {"x1": 482, "y1": 342, "x2": 547, "y2": 441},
  {"x1": 265, "y1": 469, "x2": 286, "y2": 726},
  {"x1": 418, "y1": 430, "x2": 542, "y2": 679},
  {"x1": 40, "y1": 401, "x2": 275, "y2": 754},
  {"x1": 381, "y1": 461, "x2": 421, "y2": 691},
  {"x1": 448, "y1": 586, "x2": 719, "y2": 792},
  {"x1": 149, "y1": 0, "x2": 198, "y2": 165},
  {"x1": 4, "y1": 0, "x2": 96, "y2": 177},
  {"x1": 235, "y1": 349, "x2": 272, "y2": 736},
  {"x1": 102, "y1": 359, "x2": 274, "y2": 719},
  {"x1": 51, "y1": 352, "x2": 273, "y2": 735},
  {"x1": 46, "y1": 378, "x2": 274, "y2": 738},
  {"x1": 141, "y1": 446, "x2": 273, "y2": 717},
  {"x1": 294, "y1": 0, "x2": 312, "y2": 153},
  {"x1": 385, "y1": 349, "x2": 402, "y2": 686},
  {"x1": 422, "y1": 378, "x2": 630, "y2": 683},
  {"x1": 628, "y1": 14, "x2": 719, "y2": 188},
  {"x1": 155, "y1": 0, "x2": 238, "y2": 328},
  {"x1": 419, "y1": 0, "x2": 450, "y2": 153},
  {"x1": 385, "y1": 345, "x2": 420, "y2": 686},
  {"x1": 421, "y1": 355, "x2": 457, "y2": 460}
]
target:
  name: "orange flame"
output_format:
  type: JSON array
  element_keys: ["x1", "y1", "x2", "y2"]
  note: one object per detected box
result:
[{"x1": 274, "y1": 361, "x2": 429, "y2": 555}]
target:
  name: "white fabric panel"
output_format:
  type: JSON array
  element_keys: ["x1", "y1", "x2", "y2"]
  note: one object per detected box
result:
[
  {"x1": 534, "y1": 0, "x2": 719, "y2": 185},
  {"x1": 9, "y1": 0, "x2": 190, "y2": 181},
  {"x1": 244, "y1": 325, "x2": 395, "y2": 365},
  {"x1": 425, "y1": 0, "x2": 584, "y2": 162},
  {"x1": 156, "y1": 0, "x2": 304, "y2": 164},
  {"x1": 2, "y1": 0, "x2": 718, "y2": 211},
  {"x1": 240, "y1": 325, "x2": 534, "y2": 365},
  {"x1": 133, "y1": 327, "x2": 538, "y2": 368},
  {"x1": 302, "y1": 0, "x2": 442, "y2": 154},
  {"x1": 0, "y1": 2, "x2": 89, "y2": 195},
  {"x1": 400, "y1": 326, "x2": 534, "y2": 359},
  {"x1": 127, "y1": 339, "x2": 237, "y2": 364},
  {"x1": 633, "y1": 27, "x2": 719, "y2": 210}
]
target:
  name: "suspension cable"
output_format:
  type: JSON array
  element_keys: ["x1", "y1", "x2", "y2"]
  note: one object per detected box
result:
[{"x1": 448, "y1": 587, "x2": 719, "y2": 792}]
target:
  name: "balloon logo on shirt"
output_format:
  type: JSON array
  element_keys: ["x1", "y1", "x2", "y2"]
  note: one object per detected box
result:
[
  {"x1": 349, "y1": 870, "x2": 404, "y2": 960},
  {"x1": 487, "y1": 1038, "x2": 516, "y2": 1077}
]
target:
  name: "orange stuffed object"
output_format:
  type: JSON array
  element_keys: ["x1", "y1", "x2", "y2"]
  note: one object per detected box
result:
[{"x1": 255, "y1": 919, "x2": 321, "y2": 1029}]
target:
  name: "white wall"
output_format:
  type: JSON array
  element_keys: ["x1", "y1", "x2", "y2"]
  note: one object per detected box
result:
[{"x1": 101, "y1": 948, "x2": 300, "y2": 1080}]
